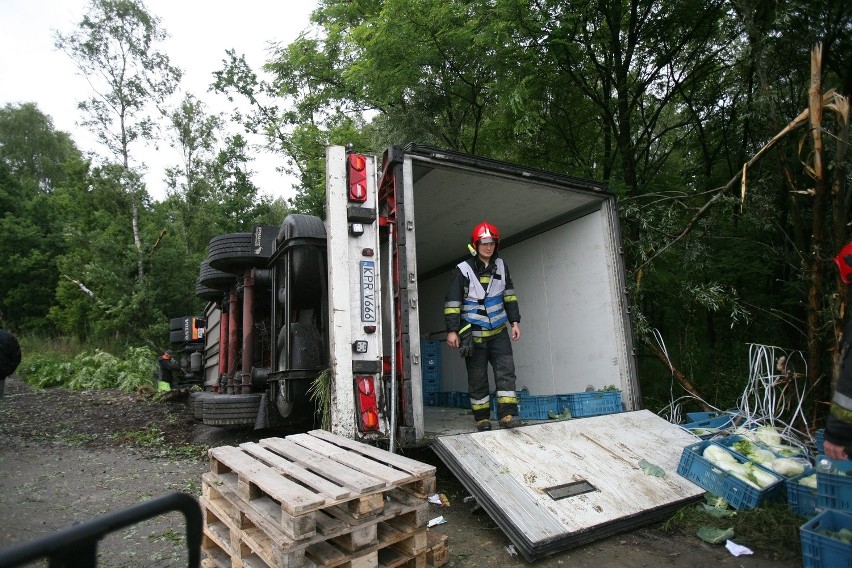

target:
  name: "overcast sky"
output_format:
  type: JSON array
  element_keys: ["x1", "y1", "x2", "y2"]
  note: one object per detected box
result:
[{"x1": 0, "y1": 0, "x2": 317, "y2": 202}]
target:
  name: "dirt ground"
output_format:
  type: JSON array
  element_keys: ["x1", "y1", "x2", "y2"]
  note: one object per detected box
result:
[{"x1": 0, "y1": 377, "x2": 803, "y2": 567}]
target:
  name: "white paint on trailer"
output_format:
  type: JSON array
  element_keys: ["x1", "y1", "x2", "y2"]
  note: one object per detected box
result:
[
  {"x1": 325, "y1": 145, "x2": 360, "y2": 440},
  {"x1": 400, "y1": 156, "x2": 425, "y2": 441}
]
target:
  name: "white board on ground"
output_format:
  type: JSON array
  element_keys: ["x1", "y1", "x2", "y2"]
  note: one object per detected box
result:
[{"x1": 431, "y1": 409, "x2": 704, "y2": 561}]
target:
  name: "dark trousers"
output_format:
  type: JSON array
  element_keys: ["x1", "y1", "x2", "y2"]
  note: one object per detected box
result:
[{"x1": 465, "y1": 328, "x2": 518, "y2": 421}]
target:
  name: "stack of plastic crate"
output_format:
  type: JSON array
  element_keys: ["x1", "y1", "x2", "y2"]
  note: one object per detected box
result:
[
  {"x1": 420, "y1": 341, "x2": 441, "y2": 405},
  {"x1": 796, "y1": 457, "x2": 852, "y2": 567}
]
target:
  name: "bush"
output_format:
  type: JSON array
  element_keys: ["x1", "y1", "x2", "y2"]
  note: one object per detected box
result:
[{"x1": 18, "y1": 345, "x2": 158, "y2": 392}]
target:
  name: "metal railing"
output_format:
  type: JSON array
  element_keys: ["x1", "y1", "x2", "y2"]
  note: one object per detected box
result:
[{"x1": 0, "y1": 492, "x2": 201, "y2": 568}]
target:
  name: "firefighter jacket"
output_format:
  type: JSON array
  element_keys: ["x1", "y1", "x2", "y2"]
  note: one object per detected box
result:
[
  {"x1": 444, "y1": 253, "x2": 520, "y2": 338},
  {"x1": 825, "y1": 319, "x2": 852, "y2": 452}
]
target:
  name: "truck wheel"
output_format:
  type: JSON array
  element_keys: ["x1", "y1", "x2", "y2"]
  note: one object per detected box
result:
[
  {"x1": 189, "y1": 392, "x2": 216, "y2": 421},
  {"x1": 208, "y1": 233, "x2": 270, "y2": 271},
  {"x1": 277, "y1": 215, "x2": 325, "y2": 309},
  {"x1": 198, "y1": 259, "x2": 237, "y2": 290},
  {"x1": 195, "y1": 280, "x2": 225, "y2": 303},
  {"x1": 202, "y1": 393, "x2": 262, "y2": 426}
]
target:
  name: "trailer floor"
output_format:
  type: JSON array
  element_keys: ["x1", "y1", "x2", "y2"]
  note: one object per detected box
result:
[{"x1": 422, "y1": 404, "x2": 551, "y2": 438}]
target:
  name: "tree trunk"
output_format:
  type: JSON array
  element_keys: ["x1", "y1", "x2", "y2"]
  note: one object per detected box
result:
[
  {"x1": 805, "y1": 45, "x2": 826, "y2": 415},
  {"x1": 829, "y1": 91, "x2": 850, "y2": 390}
]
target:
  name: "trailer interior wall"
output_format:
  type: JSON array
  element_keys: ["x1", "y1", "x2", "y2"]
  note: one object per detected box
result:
[
  {"x1": 418, "y1": 214, "x2": 634, "y2": 401},
  {"x1": 405, "y1": 151, "x2": 638, "y2": 408}
]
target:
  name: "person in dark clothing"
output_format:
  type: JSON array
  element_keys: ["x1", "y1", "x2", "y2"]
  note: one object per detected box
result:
[
  {"x1": 825, "y1": 242, "x2": 852, "y2": 460},
  {"x1": 444, "y1": 221, "x2": 522, "y2": 431},
  {"x1": 157, "y1": 351, "x2": 183, "y2": 388},
  {"x1": 0, "y1": 328, "x2": 22, "y2": 398}
]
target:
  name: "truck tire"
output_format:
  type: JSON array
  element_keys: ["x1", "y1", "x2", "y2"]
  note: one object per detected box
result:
[
  {"x1": 202, "y1": 393, "x2": 263, "y2": 426},
  {"x1": 208, "y1": 233, "x2": 270, "y2": 271},
  {"x1": 198, "y1": 260, "x2": 237, "y2": 290},
  {"x1": 189, "y1": 392, "x2": 214, "y2": 420},
  {"x1": 196, "y1": 279, "x2": 225, "y2": 303},
  {"x1": 277, "y1": 215, "x2": 325, "y2": 309}
]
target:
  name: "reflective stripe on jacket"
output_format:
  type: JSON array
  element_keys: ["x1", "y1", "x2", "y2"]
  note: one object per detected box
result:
[{"x1": 457, "y1": 258, "x2": 507, "y2": 330}]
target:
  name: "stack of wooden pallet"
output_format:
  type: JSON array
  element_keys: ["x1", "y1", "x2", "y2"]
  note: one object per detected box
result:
[{"x1": 199, "y1": 429, "x2": 448, "y2": 568}]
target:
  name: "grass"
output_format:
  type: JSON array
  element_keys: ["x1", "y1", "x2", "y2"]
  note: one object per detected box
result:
[
  {"x1": 112, "y1": 426, "x2": 208, "y2": 461},
  {"x1": 660, "y1": 498, "x2": 803, "y2": 559}
]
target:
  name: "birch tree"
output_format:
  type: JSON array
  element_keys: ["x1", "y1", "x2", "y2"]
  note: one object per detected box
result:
[{"x1": 54, "y1": 0, "x2": 181, "y2": 281}]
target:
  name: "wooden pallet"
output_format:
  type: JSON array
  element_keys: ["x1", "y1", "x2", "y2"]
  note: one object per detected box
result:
[{"x1": 200, "y1": 429, "x2": 440, "y2": 568}]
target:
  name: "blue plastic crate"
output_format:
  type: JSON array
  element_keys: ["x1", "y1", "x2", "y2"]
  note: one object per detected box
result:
[
  {"x1": 517, "y1": 395, "x2": 560, "y2": 420},
  {"x1": 815, "y1": 456, "x2": 852, "y2": 512},
  {"x1": 422, "y1": 376, "x2": 441, "y2": 393},
  {"x1": 447, "y1": 391, "x2": 470, "y2": 408},
  {"x1": 688, "y1": 414, "x2": 734, "y2": 430},
  {"x1": 422, "y1": 366, "x2": 440, "y2": 379},
  {"x1": 424, "y1": 392, "x2": 440, "y2": 406},
  {"x1": 786, "y1": 468, "x2": 819, "y2": 517},
  {"x1": 800, "y1": 509, "x2": 852, "y2": 568},
  {"x1": 815, "y1": 429, "x2": 824, "y2": 455},
  {"x1": 685, "y1": 408, "x2": 739, "y2": 424},
  {"x1": 681, "y1": 424, "x2": 723, "y2": 440},
  {"x1": 686, "y1": 411, "x2": 725, "y2": 423},
  {"x1": 676, "y1": 441, "x2": 785, "y2": 510},
  {"x1": 420, "y1": 340, "x2": 441, "y2": 356},
  {"x1": 562, "y1": 390, "x2": 622, "y2": 417},
  {"x1": 446, "y1": 391, "x2": 459, "y2": 407}
]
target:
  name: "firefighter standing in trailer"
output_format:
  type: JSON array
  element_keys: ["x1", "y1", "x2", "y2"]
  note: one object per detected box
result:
[
  {"x1": 444, "y1": 222, "x2": 522, "y2": 431},
  {"x1": 825, "y1": 242, "x2": 852, "y2": 461}
]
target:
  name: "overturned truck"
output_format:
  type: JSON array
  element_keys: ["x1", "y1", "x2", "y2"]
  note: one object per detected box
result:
[{"x1": 192, "y1": 144, "x2": 640, "y2": 448}]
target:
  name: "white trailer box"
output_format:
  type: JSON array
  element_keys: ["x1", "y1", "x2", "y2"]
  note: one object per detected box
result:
[{"x1": 325, "y1": 144, "x2": 639, "y2": 447}]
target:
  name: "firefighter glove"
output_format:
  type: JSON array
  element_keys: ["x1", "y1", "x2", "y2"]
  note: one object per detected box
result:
[{"x1": 459, "y1": 327, "x2": 474, "y2": 358}]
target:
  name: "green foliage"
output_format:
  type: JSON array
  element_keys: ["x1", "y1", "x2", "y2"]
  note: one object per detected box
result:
[
  {"x1": 660, "y1": 500, "x2": 802, "y2": 559},
  {"x1": 53, "y1": 0, "x2": 181, "y2": 162},
  {"x1": 112, "y1": 425, "x2": 207, "y2": 460},
  {"x1": 309, "y1": 369, "x2": 332, "y2": 431},
  {"x1": 19, "y1": 345, "x2": 158, "y2": 392}
]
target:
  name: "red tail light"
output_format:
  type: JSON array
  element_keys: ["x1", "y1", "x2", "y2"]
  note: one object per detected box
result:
[
  {"x1": 355, "y1": 375, "x2": 379, "y2": 431},
  {"x1": 348, "y1": 153, "x2": 367, "y2": 203}
]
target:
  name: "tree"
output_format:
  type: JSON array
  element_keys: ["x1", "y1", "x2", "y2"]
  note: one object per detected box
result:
[
  {"x1": 0, "y1": 103, "x2": 83, "y2": 333},
  {"x1": 54, "y1": 0, "x2": 181, "y2": 281},
  {"x1": 0, "y1": 102, "x2": 79, "y2": 194}
]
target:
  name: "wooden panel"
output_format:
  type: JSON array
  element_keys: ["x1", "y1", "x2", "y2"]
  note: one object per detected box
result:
[{"x1": 432, "y1": 410, "x2": 704, "y2": 560}]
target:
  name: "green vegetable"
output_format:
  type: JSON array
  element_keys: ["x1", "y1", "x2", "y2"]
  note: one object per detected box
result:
[
  {"x1": 768, "y1": 458, "x2": 805, "y2": 477},
  {"x1": 639, "y1": 459, "x2": 665, "y2": 477},
  {"x1": 755, "y1": 426, "x2": 782, "y2": 447},
  {"x1": 798, "y1": 474, "x2": 817, "y2": 489},
  {"x1": 697, "y1": 526, "x2": 735, "y2": 544}
]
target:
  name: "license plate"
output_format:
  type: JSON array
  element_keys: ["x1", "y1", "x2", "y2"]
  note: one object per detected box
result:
[{"x1": 360, "y1": 261, "x2": 376, "y2": 322}]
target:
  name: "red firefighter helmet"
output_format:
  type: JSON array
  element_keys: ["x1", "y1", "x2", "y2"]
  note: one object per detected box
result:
[
  {"x1": 834, "y1": 242, "x2": 852, "y2": 284},
  {"x1": 471, "y1": 222, "x2": 500, "y2": 249}
]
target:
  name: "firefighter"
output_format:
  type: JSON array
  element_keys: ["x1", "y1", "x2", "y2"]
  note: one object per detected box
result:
[
  {"x1": 157, "y1": 351, "x2": 182, "y2": 389},
  {"x1": 444, "y1": 221, "x2": 522, "y2": 431},
  {"x1": 825, "y1": 242, "x2": 852, "y2": 461}
]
